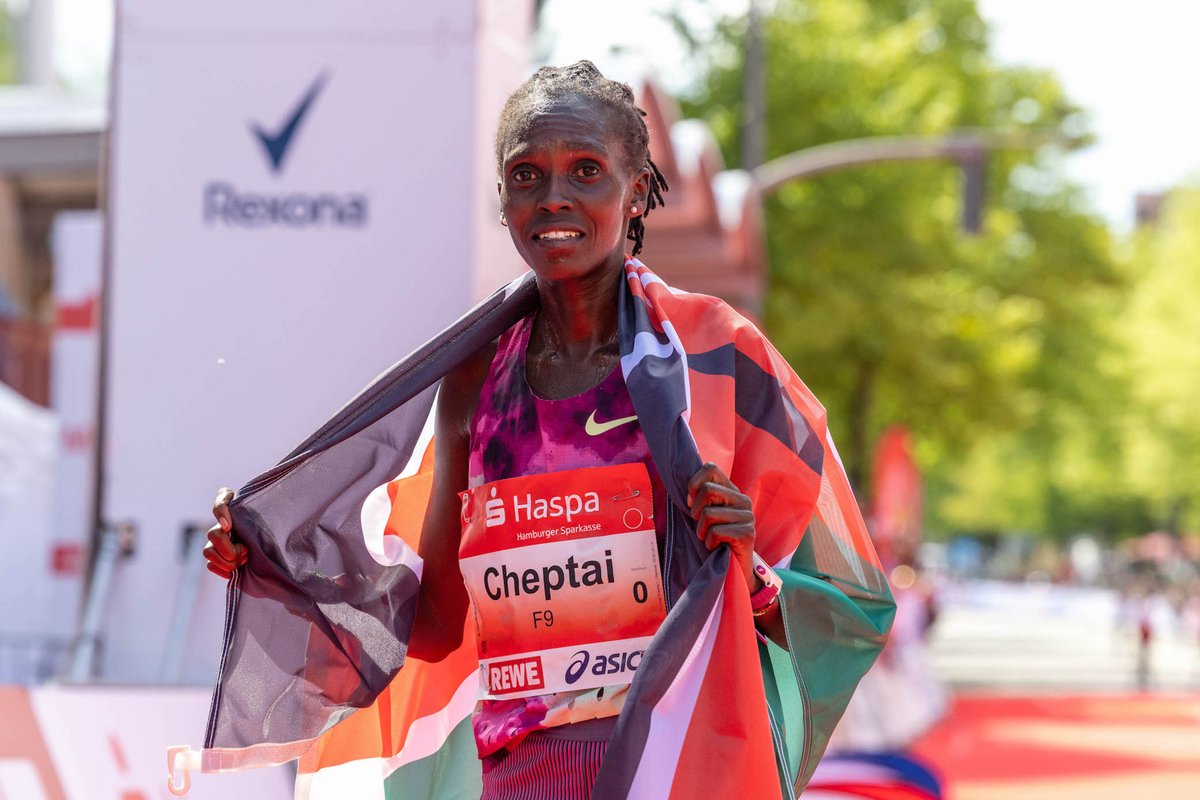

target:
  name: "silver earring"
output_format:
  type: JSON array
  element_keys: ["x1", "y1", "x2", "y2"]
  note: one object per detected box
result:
[
  {"x1": 500, "y1": 214, "x2": 507, "y2": 227},
  {"x1": 631, "y1": 206, "x2": 639, "y2": 214}
]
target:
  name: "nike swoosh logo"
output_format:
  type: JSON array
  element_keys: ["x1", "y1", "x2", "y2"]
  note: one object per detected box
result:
[
  {"x1": 585, "y1": 410, "x2": 639, "y2": 436},
  {"x1": 250, "y1": 72, "x2": 330, "y2": 173}
]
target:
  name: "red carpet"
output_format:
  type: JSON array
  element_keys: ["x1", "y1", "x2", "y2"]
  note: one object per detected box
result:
[{"x1": 911, "y1": 693, "x2": 1200, "y2": 799}]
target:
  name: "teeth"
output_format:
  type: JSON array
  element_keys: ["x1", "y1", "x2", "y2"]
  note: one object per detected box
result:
[{"x1": 537, "y1": 231, "x2": 581, "y2": 240}]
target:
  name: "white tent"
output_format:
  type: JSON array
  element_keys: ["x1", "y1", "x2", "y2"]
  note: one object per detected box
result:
[{"x1": 0, "y1": 380, "x2": 67, "y2": 682}]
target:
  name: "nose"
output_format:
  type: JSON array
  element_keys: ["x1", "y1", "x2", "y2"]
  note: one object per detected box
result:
[{"x1": 537, "y1": 174, "x2": 574, "y2": 214}]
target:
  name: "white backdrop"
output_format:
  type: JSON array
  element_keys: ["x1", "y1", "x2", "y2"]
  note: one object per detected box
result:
[{"x1": 101, "y1": 0, "x2": 530, "y2": 683}]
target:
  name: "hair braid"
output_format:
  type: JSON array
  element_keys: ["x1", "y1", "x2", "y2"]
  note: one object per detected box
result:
[{"x1": 495, "y1": 61, "x2": 669, "y2": 256}]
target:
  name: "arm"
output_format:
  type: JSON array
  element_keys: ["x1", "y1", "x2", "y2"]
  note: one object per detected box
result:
[{"x1": 406, "y1": 343, "x2": 495, "y2": 662}]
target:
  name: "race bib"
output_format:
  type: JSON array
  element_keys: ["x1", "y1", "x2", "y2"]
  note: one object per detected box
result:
[{"x1": 459, "y1": 463, "x2": 666, "y2": 699}]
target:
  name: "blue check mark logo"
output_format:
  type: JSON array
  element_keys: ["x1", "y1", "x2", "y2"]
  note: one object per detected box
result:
[{"x1": 250, "y1": 72, "x2": 330, "y2": 174}]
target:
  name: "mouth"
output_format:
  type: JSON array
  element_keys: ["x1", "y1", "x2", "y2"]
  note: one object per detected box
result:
[{"x1": 532, "y1": 229, "x2": 585, "y2": 244}]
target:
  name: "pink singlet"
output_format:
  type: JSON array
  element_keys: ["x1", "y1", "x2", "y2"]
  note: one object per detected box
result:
[{"x1": 464, "y1": 312, "x2": 666, "y2": 798}]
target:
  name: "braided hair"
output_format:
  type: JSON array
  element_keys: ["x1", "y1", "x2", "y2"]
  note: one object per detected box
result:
[{"x1": 495, "y1": 61, "x2": 669, "y2": 256}]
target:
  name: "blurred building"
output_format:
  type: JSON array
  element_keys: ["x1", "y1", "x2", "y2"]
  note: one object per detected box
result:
[
  {"x1": 634, "y1": 80, "x2": 766, "y2": 317},
  {"x1": 0, "y1": 87, "x2": 102, "y2": 405}
]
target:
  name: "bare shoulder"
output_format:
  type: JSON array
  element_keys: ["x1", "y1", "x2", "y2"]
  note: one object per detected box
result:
[{"x1": 436, "y1": 340, "x2": 498, "y2": 440}]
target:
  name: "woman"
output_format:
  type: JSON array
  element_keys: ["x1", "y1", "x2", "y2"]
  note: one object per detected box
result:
[{"x1": 205, "y1": 62, "x2": 892, "y2": 799}]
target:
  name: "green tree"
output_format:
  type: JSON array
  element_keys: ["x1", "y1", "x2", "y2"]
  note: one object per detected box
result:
[
  {"x1": 681, "y1": 0, "x2": 1124, "y2": 538},
  {"x1": 1119, "y1": 188, "x2": 1200, "y2": 534},
  {"x1": 0, "y1": 6, "x2": 15, "y2": 84}
]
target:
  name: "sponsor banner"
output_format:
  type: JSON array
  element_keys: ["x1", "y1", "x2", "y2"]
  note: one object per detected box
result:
[
  {"x1": 102, "y1": 1, "x2": 527, "y2": 683},
  {"x1": 459, "y1": 464, "x2": 666, "y2": 696},
  {"x1": 0, "y1": 687, "x2": 66, "y2": 799},
  {"x1": 478, "y1": 637, "x2": 653, "y2": 700},
  {"x1": 29, "y1": 685, "x2": 292, "y2": 800}
]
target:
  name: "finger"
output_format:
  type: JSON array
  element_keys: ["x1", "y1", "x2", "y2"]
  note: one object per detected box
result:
[
  {"x1": 690, "y1": 481, "x2": 751, "y2": 519},
  {"x1": 702, "y1": 522, "x2": 755, "y2": 552},
  {"x1": 696, "y1": 505, "x2": 754, "y2": 542},
  {"x1": 700, "y1": 521, "x2": 758, "y2": 585},
  {"x1": 687, "y1": 462, "x2": 725, "y2": 505},
  {"x1": 213, "y1": 487, "x2": 235, "y2": 532},
  {"x1": 203, "y1": 541, "x2": 237, "y2": 571},
  {"x1": 206, "y1": 562, "x2": 232, "y2": 580},
  {"x1": 207, "y1": 526, "x2": 238, "y2": 561}
]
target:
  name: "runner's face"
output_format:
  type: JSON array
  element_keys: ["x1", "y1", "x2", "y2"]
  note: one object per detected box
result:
[{"x1": 498, "y1": 98, "x2": 648, "y2": 281}]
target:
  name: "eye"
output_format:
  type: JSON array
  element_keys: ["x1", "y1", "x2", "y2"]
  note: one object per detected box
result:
[
  {"x1": 573, "y1": 162, "x2": 601, "y2": 179},
  {"x1": 511, "y1": 166, "x2": 538, "y2": 183}
]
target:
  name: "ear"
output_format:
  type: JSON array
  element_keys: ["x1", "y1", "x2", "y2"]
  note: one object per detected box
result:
[{"x1": 627, "y1": 165, "x2": 652, "y2": 219}]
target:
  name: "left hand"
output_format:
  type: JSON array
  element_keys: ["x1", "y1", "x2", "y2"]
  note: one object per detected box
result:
[{"x1": 687, "y1": 462, "x2": 759, "y2": 590}]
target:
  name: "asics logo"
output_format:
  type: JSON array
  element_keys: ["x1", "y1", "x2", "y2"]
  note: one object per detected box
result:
[
  {"x1": 585, "y1": 410, "x2": 638, "y2": 436},
  {"x1": 565, "y1": 648, "x2": 645, "y2": 685}
]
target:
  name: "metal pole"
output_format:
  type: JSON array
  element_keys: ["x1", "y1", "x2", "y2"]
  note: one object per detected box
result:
[
  {"x1": 753, "y1": 130, "x2": 1071, "y2": 195},
  {"x1": 158, "y1": 524, "x2": 209, "y2": 683},
  {"x1": 742, "y1": 0, "x2": 766, "y2": 170},
  {"x1": 68, "y1": 523, "x2": 128, "y2": 681},
  {"x1": 960, "y1": 147, "x2": 986, "y2": 235},
  {"x1": 79, "y1": 0, "x2": 120, "y2": 638},
  {"x1": 751, "y1": 130, "x2": 1076, "y2": 234}
]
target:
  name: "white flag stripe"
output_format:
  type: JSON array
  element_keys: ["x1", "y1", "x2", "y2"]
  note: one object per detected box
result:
[
  {"x1": 359, "y1": 480, "x2": 424, "y2": 572},
  {"x1": 620, "y1": 331, "x2": 677, "y2": 374},
  {"x1": 625, "y1": 587, "x2": 724, "y2": 799},
  {"x1": 359, "y1": 402, "x2": 436, "y2": 569},
  {"x1": 658, "y1": 319, "x2": 692, "y2": 421},
  {"x1": 384, "y1": 671, "x2": 480, "y2": 772}
]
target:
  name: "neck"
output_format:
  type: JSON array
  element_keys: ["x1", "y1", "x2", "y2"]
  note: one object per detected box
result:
[{"x1": 532, "y1": 256, "x2": 625, "y2": 363}]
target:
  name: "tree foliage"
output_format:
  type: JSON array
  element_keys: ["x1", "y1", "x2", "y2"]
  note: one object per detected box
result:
[
  {"x1": 1119, "y1": 188, "x2": 1200, "y2": 534},
  {"x1": 0, "y1": 6, "x2": 15, "y2": 84},
  {"x1": 680, "y1": 0, "x2": 1131, "y2": 538}
]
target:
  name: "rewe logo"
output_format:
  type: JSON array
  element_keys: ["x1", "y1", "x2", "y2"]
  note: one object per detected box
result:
[
  {"x1": 202, "y1": 70, "x2": 370, "y2": 229},
  {"x1": 250, "y1": 72, "x2": 329, "y2": 173},
  {"x1": 487, "y1": 656, "x2": 545, "y2": 694}
]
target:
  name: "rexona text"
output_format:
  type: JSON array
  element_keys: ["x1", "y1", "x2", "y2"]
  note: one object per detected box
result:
[
  {"x1": 485, "y1": 490, "x2": 601, "y2": 528},
  {"x1": 484, "y1": 551, "x2": 615, "y2": 602},
  {"x1": 203, "y1": 182, "x2": 368, "y2": 228}
]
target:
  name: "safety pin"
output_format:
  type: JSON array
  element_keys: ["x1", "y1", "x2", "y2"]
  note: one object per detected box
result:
[{"x1": 612, "y1": 489, "x2": 641, "y2": 501}]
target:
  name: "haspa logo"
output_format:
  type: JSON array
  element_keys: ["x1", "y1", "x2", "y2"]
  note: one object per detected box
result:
[
  {"x1": 564, "y1": 648, "x2": 645, "y2": 685},
  {"x1": 485, "y1": 486, "x2": 505, "y2": 528},
  {"x1": 484, "y1": 488, "x2": 601, "y2": 528},
  {"x1": 202, "y1": 71, "x2": 370, "y2": 229}
]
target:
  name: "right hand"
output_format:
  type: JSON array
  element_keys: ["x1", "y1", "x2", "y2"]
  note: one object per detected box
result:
[{"x1": 204, "y1": 487, "x2": 247, "y2": 579}]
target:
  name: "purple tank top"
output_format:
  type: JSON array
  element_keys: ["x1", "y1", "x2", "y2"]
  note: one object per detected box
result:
[{"x1": 466, "y1": 312, "x2": 666, "y2": 757}]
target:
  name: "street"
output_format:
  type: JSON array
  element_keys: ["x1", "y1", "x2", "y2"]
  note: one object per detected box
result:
[
  {"x1": 929, "y1": 581, "x2": 1199, "y2": 692},
  {"x1": 912, "y1": 581, "x2": 1200, "y2": 800}
]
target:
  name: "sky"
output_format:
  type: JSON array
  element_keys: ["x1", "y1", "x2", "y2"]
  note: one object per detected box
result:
[
  {"x1": 46, "y1": 0, "x2": 1200, "y2": 230},
  {"x1": 975, "y1": 0, "x2": 1200, "y2": 229}
]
